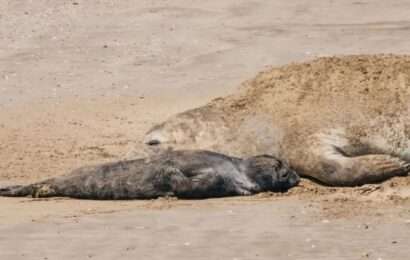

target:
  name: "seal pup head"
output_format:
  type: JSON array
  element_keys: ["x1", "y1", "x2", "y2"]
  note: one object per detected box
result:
[{"x1": 245, "y1": 155, "x2": 300, "y2": 192}]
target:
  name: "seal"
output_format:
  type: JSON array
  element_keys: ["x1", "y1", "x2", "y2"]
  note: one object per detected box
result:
[
  {"x1": 0, "y1": 150, "x2": 299, "y2": 199},
  {"x1": 144, "y1": 55, "x2": 410, "y2": 186}
]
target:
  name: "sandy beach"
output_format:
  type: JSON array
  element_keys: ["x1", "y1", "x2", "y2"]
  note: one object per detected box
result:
[{"x1": 1, "y1": 1, "x2": 410, "y2": 259}]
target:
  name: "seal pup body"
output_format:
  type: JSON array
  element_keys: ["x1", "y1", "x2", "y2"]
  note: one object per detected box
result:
[
  {"x1": 144, "y1": 55, "x2": 410, "y2": 186},
  {"x1": 0, "y1": 150, "x2": 299, "y2": 199}
]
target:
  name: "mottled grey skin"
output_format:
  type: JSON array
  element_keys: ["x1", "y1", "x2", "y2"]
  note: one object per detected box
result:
[{"x1": 0, "y1": 150, "x2": 299, "y2": 200}]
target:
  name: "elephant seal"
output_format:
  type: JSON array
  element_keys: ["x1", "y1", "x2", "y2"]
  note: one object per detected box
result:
[
  {"x1": 0, "y1": 150, "x2": 299, "y2": 199},
  {"x1": 144, "y1": 55, "x2": 410, "y2": 186}
]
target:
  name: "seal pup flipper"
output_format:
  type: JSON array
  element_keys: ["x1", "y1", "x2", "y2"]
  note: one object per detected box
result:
[
  {"x1": 0, "y1": 185, "x2": 32, "y2": 197},
  {"x1": 0, "y1": 184, "x2": 57, "y2": 198},
  {"x1": 149, "y1": 165, "x2": 191, "y2": 198},
  {"x1": 303, "y1": 130, "x2": 410, "y2": 186},
  {"x1": 174, "y1": 167, "x2": 250, "y2": 198},
  {"x1": 176, "y1": 169, "x2": 227, "y2": 198}
]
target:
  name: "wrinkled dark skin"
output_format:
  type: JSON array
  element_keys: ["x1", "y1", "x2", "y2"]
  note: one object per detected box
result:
[{"x1": 0, "y1": 150, "x2": 299, "y2": 200}]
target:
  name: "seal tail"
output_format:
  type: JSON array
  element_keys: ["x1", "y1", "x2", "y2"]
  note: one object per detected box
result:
[{"x1": 0, "y1": 185, "x2": 33, "y2": 197}]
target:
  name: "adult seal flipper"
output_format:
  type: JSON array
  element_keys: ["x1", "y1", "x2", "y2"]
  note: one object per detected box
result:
[{"x1": 298, "y1": 130, "x2": 410, "y2": 186}]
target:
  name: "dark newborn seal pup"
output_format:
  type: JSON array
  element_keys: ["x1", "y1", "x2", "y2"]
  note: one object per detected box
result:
[{"x1": 0, "y1": 150, "x2": 299, "y2": 200}]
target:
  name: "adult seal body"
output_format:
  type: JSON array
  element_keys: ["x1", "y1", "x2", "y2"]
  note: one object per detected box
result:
[
  {"x1": 144, "y1": 55, "x2": 410, "y2": 186},
  {"x1": 0, "y1": 150, "x2": 299, "y2": 199}
]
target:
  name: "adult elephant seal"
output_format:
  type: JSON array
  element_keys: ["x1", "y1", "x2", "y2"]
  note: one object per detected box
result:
[
  {"x1": 144, "y1": 55, "x2": 410, "y2": 186},
  {"x1": 0, "y1": 150, "x2": 299, "y2": 199}
]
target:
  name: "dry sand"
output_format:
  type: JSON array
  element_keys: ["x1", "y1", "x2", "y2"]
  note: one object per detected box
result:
[{"x1": 1, "y1": 1, "x2": 410, "y2": 259}]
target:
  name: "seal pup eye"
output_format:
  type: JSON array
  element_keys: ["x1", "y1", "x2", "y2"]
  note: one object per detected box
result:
[{"x1": 279, "y1": 171, "x2": 289, "y2": 179}]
